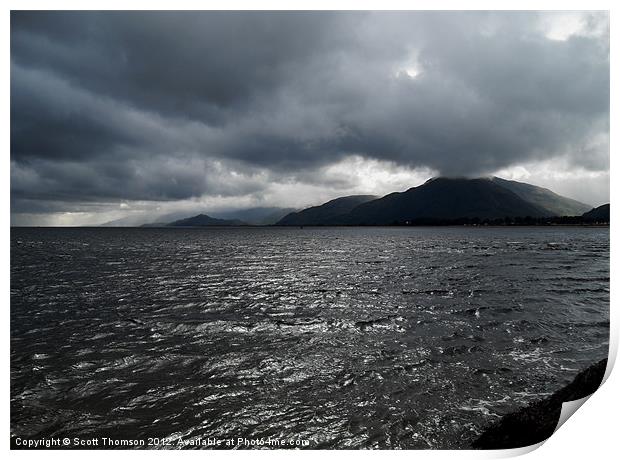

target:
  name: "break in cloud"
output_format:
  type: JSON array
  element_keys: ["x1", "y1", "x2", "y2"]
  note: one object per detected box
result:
[{"x1": 10, "y1": 11, "x2": 609, "y2": 225}]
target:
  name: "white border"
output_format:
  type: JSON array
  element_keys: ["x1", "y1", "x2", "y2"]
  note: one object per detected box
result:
[{"x1": 3, "y1": 1, "x2": 617, "y2": 459}]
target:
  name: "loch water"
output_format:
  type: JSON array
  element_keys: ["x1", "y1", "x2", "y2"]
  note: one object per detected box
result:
[{"x1": 10, "y1": 226, "x2": 609, "y2": 448}]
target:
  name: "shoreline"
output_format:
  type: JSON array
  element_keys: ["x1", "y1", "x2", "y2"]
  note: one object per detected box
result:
[{"x1": 472, "y1": 358, "x2": 608, "y2": 449}]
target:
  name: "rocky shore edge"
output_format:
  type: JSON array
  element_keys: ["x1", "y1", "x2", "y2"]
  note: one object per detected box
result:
[{"x1": 472, "y1": 358, "x2": 608, "y2": 449}]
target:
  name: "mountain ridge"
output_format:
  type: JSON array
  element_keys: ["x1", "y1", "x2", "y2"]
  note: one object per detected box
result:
[
  {"x1": 277, "y1": 195, "x2": 378, "y2": 226},
  {"x1": 100, "y1": 177, "x2": 599, "y2": 228},
  {"x1": 490, "y1": 177, "x2": 591, "y2": 216},
  {"x1": 276, "y1": 177, "x2": 594, "y2": 226},
  {"x1": 341, "y1": 178, "x2": 549, "y2": 225},
  {"x1": 582, "y1": 203, "x2": 610, "y2": 222},
  {"x1": 167, "y1": 214, "x2": 247, "y2": 227}
]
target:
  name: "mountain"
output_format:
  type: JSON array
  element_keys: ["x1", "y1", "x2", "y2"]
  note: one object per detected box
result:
[
  {"x1": 490, "y1": 177, "x2": 591, "y2": 216},
  {"x1": 167, "y1": 214, "x2": 247, "y2": 227},
  {"x1": 211, "y1": 207, "x2": 297, "y2": 225},
  {"x1": 101, "y1": 210, "x2": 202, "y2": 227},
  {"x1": 103, "y1": 177, "x2": 597, "y2": 227},
  {"x1": 342, "y1": 178, "x2": 550, "y2": 225},
  {"x1": 277, "y1": 195, "x2": 378, "y2": 226},
  {"x1": 582, "y1": 203, "x2": 609, "y2": 222},
  {"x1": 100, "y1": 216, "x2": 143, "y2": 227},
  {"x1": 102, "y1": 208, "x2": 296, "y2": 227}
]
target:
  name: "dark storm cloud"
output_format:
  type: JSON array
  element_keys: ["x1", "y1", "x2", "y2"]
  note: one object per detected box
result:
[
  {"x1": 11, "y1": 11, "x2": 353, "y2": 119},
  {"x1": 10, "y1": 11, "x2": 609, "y2": 211}
]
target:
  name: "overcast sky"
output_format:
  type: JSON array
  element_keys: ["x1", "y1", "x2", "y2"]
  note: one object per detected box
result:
[{"x1": 11, "y1": 11, "x2": 609, "y2": 226}]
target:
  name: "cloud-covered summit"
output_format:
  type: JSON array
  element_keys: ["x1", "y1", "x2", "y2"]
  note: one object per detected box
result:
[{"x1": 10, "y1": 11, "x2": 609, "y2": 225}]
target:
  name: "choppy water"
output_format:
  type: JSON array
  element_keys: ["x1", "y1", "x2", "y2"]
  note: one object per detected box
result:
[{"x1": 11, "y1": 227, "x2": 609, "y2": 449}]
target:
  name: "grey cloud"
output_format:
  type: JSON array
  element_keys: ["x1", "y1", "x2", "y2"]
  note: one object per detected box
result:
[
  {"x1": 10, "y1": 11, "x2": 609, "y2": 215},
  {"x1": 11, "y1": 11, "x2": 353, "y2": 118}
]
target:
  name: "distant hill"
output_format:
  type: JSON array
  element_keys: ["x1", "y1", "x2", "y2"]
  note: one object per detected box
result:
[
  {"x1": 102, "y1": 208, "x2": 293, "y2": 227},
  {"x1": 100, "y1": 216, "x2": 140, "y2": 227},
  {"x1": 140, "y1": 222, "x2": 168, "y2": 227},
  {"x1": 490, "y1": 177, "x2": 591, "y2": 216},
  {"x1": 277, "y1": 195, "x2": 378, "y2": 226},
  {"x1": 101, "y1": 210, "x2": 202, "y2": 227},
  {"x1": 100, "y1": 215, "x2": 163, "y2": 227},
  {"x1": 582, "y1": 203, "x2": 609, "y2": 222},
  {"x1": 341, "y1": 178, "x2": 550, "y2": 225},
  {"x1": 167, "y1": 214, "x2": 247, "y2": 227},
  {"x1": 211, "y1": 207, "x2": 297, "y2": 225}
]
